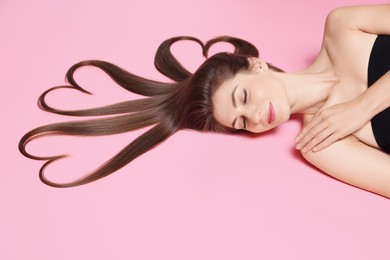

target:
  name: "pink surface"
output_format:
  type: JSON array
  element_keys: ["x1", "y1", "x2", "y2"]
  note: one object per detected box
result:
[{"x1": 2, "y1": 0, "x2": 390, "y2": 259}]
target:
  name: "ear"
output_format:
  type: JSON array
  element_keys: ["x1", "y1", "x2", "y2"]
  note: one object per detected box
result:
[{"x1": 247, "y1": 57, "x2": 269, "y2": 72}]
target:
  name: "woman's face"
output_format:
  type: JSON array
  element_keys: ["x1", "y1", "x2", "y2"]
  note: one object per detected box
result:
[{"x1": 212, "y1": 58, "x2": 290, "y2": 133}]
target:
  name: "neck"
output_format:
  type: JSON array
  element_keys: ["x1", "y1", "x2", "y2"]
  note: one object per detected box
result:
[{"x1": 270, "y1": 69, "x2": 338, "y2": 115}]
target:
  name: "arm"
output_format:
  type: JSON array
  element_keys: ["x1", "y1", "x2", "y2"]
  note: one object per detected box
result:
[
  {"x1": 363, "y1": 71, "x2": 390, "y2": 116},
  {"x1": 295, "y1": 5, "x2": 390, "y2": 152},
  {"x1": 302, "y1": 136, "x2": 390, "y2": 199},
  {"x1": 296, "y1": 71, "x2": 390, "y2": 152}
]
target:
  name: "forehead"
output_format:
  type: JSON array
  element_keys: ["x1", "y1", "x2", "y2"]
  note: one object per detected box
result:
[{"x1": 212, "y1": 72, "x2": 245, "y2": 128}]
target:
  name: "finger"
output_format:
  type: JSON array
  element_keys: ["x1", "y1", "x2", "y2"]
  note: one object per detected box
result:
[
  {"x1": 296, "y1": 123, "x2": 327, "y2": 150},
  {"x1": 312, "y1": 134, "x2": 339, "y2": 152},
  {"x1": 312, "y1": 129, "x2": 348, "y2": 152},
  {"x1": 295, "y1": 115, "x2": 323, "y2": 142},
  {"x1": 300, "y1": 128, "x2": 333, "y2": 153}
]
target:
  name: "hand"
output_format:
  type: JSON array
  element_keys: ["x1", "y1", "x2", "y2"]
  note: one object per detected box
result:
[{"x1": 295, "y1": 98, "x2": 371, "y2": 153}]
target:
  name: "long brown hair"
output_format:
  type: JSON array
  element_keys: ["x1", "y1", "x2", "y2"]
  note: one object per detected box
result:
[{"x1": 19, "y1": 36, "x2": 281, "y2": 188}]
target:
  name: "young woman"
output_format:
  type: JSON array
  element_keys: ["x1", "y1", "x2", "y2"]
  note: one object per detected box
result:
[{"x1": 19, "y1": 4, "x2": 390, "y2": 198}]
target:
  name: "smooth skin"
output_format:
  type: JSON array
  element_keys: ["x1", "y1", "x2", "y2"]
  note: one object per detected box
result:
[{"x1": 213, "y1": 4, "x2": 390, "y2": 198}]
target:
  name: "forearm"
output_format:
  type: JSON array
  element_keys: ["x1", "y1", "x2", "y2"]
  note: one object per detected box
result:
[{"x1": 359, "y1": 70, "x2": 390, "y2": 118}]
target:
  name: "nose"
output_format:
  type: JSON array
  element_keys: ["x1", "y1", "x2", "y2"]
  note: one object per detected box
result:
[{"x1": 245, "y1": 105, "x2": 261, "y2": 125}]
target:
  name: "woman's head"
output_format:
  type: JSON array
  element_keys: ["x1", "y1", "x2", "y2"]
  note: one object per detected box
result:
[
  {"x1": 178, "y1": 52, "x2": 250, "y2": 132},
  {"x1": 173, "y1": 36, "x2": 284, "y2": 134},
  {"x1": 178, "y1": 41, "x2": 287, "y2": 134},
  {"x1": 210, "y1": 56, "x2": 291, "y2": 133}
]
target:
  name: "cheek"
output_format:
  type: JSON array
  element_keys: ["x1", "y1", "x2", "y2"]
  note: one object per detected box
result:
[
  {"x1": 250, "y1": 86, "x2": 266, "y2": 101},
  {"x1": 250, "y1": 81, "x2": 275, "y2": 100}
]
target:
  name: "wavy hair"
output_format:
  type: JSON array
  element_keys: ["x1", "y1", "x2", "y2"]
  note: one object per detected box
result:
[{"x1": 19, "y1": 36, "x2": 282, "y2": 187}]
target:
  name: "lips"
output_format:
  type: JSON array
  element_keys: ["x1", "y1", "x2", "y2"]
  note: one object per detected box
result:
[{"x1": 268, "y1": 102, "x2": 275, "y2": 124}]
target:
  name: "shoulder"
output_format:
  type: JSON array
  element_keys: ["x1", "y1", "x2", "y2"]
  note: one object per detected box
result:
[
  {"x1": 325, "y1": 4, "x2": 390, "y2": 36},
  {"x1": 324, "y1": 7, "x2": 356, "y2": 35}
]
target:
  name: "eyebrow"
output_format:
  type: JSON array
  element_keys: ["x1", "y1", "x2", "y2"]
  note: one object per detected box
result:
[
  {"x1": 231, "y1": 85, "x2": 239, "y2": 128},
  {"x1": 231, "y1": 85, "x2": 238, "y2": 108}
]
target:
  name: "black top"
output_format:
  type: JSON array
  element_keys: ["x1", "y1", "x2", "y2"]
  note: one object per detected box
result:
[{"x1": 368, "y1": 35, "x2": 390, "y2": 153}]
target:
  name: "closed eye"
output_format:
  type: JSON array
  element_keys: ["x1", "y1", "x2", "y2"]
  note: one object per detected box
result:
[
  {"x1": 240, "y1": 89, "x2": 247, "y2": 129},
  {"x1": 243, "y1": 89, "x2": 247, "y2": 104},
  {"x1": 242, "y1": 89, "x2": 247, "y2": 129}
]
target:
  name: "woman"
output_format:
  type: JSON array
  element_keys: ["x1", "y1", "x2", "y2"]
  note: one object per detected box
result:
[{"x1": 19, "y1": 4, "x2": 390, "y2": 197}]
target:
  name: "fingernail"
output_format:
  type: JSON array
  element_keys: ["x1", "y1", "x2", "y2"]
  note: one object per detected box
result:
[{"x1": 295, "y1": 144, "x2": 301, "y2": 150}]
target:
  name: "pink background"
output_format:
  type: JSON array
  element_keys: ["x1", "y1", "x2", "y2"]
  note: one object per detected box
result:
[{"x1": 2, "y1": 0, "x2": 390, "y2": 259}]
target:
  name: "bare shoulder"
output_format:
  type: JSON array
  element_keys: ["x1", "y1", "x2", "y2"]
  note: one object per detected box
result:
[
  {"x1": 301, "y1": 135, "x2": 390, "y2": 198},
  {"x1": 325, "y1": 4, "x2": 390, "y2": 35}
]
